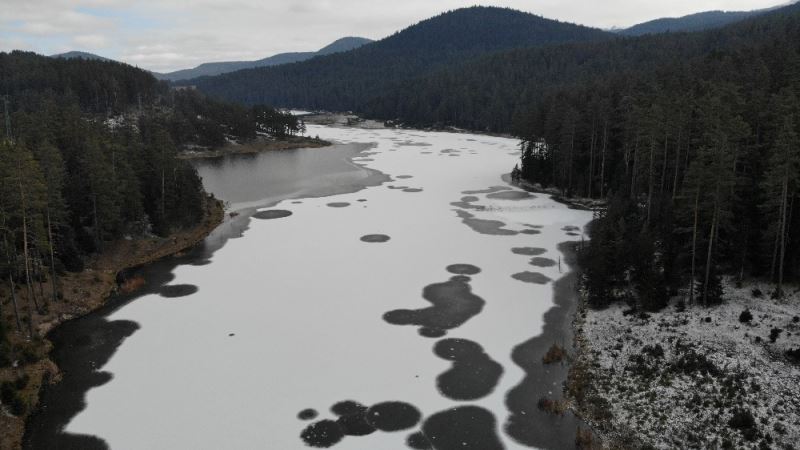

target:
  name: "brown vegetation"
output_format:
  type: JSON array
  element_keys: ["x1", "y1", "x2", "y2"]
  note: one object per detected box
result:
[{"x1": 0, "y1": 197, "x2": 224, "y2": 450}]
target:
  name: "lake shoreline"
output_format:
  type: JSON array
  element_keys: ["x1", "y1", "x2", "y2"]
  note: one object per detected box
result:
[
  {"x1": 177, "y1": 135, "x2": 331, "y2": 159},
  {"x1": 1, "y1": 196, "x2": 225, "y2": 450}
]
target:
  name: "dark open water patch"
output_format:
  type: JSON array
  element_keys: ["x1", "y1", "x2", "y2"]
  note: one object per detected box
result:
[
  {"x1": 253, "y1": 209, "x2": 293, "y2": 220},
  {"x1": 419, "y1": 327, "x2": 447, "y2": 338},
  {"x1": 455, "y1": 210, "x2": 518, "y2": 236},
  {"x1": 406, "y1": 432, "x2": 432, "y2": 449},
  {"x1": 327, "y1": 202, "x2": 351, "y2": 208},
  {"x1": 450, "y1": 196, "x2": 485, "y2": 211},
  {"x1": 360, "y1": 234, "x2": 391, "y2": 243},
  {"x1": 397, "y1": 141, "x2": 431, "y2": 147},
  {"x1": 486, "y1": 190, "x2": 534, "y2": 201},
  {"x1": 520, "y1": 229, "x2": 541, "y2": 235},
  {"x1": 421, "y1": 406, "x2": 503, "y2": 450},
  {"x1": 300, "y1": 400, "x2": 421, "y2": 447},
  {"x1": 335, "y1": 404, "x2": 375, "y2": 437},
  {"x1": 301, "y1": 420, "x2": 345, "y2": 447},
  {"x1": 562, "y1": 225, "x2": 581, "y2": 232},
  {"x1": 505, "y1": 242, "x2": 589, "y2": 448},
  {"x1": 567, "y1": 232, "x2": 581, "y2": 236},
  {"x1": 446, "y1": 264, "x2": 481, "y2": 275},
  {"x1": 433, "y1": 339, "x2": 503, "y2": 401},
  {"x1": 403, "y1": 188, "x2": 423, "y2": 193},
  {"x1": 366, "y1": 402, "x2": 422, "y2": 431},
  {"x1": 357, "y1": 199, "x2": 367, "y2": 202},
  {"x1": 299, "y1": 409, "x2": 319, "y2": 420},
  {"x1": 512, "y1": 247, "x2": 546, "y2": 256},
  {"x1": 396, "y1": 175, "x2": 414, "y2": 179},
  {"x1": 449, "y1": 275, "x2": 471, "y2": 283},
  {"x1": 512, "y1": 271, "x2": 552, "y2": 284},
  {"x1": 383, "y1": 269, "x2": 485, "y2": 337},
  {"x1": 462, "y1": 186, "x2": 511, "y2": 195},
  {"x1": 159, "y1": 284, "x2": 199, "y2": 298},
  {"x1": 387, "y1": 185, "x2": 410, "y2": 190},
  {"x1": 529, "y1": 257, "x2": 557, "y2": 268},
  {"x1": 331, "y1": 401, "x2": 366, "y2": 416}
]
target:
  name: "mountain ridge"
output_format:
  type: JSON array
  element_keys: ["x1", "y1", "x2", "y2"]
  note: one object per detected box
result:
[
  {"x1": 190, "y1": 6, "x2": 614, "y2": 111},
  {"x1": 154, "y1": 37, "x2": 372, "y2": 81},
  {"x1": 618, "y1": 1, "x2": 797, "y2": 35}
]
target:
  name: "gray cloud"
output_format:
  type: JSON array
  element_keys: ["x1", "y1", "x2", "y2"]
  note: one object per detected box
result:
[{"x1": 0, "y1": 0, "x2": 785, "y2": 72}]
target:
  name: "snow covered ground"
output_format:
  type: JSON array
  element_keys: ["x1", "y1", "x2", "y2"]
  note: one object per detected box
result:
[
  {"x1": 576, "y1": 281, "x2": 800, "y2": 449},
  {"x1": 63, "y1": 125, "x2": 592, "y2": 449}
]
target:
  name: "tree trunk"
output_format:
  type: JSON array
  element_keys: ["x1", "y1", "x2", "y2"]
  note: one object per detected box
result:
[
  {"x1": 20, "y1": 178, "x2": 40, "y2": 315},
  {"x1": 690, "y1": 189, "x2": 700, "y2": 304},
  {"x1": 8, "y1": 273, "x2": 22, "y2": 332},
  {"x1": 588, "y1": 118, "x2": 596, "y2": 198},
  {"x1": 673, "y1": 128, "x2": 682, "y2": 200},
  {"x1": 702, "y1": 204, "x2": 719, "y2": 307},
  {"x1": 600, "y1": 120, "x2": 608, "y2": 198},
  {"x1": 631, "y1": 133, "x2": 640, "y2": 199},
  {"x1": 646, "y1": 136, "x2": 655, "y2": 226},
  {"x1": 776, "y1": 166, "x2": 789, "y2": 298},
  {"x1": 660, "y1": 132, "x2": 669, "y2": 196},
  {"x1": 47, "y1": 208, "x2": 58, "y2": 304}
]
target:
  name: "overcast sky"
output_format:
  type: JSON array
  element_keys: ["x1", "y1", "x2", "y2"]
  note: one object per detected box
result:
[{"x1": 0, "y1": 0, "x2": 787, "y2": 72}]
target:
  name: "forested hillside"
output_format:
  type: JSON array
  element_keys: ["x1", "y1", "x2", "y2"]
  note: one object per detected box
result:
[
  {"x1": 507, "y1": 4, "x2": 800, "y2": 309},
  {"x1": 189, "y1": 6, "x2": 612, "y2": 111},
  {"x1": 0, "y1": 51, "x2": 298, "y2": 338},
  {"x1": 617, "y1": 9, "x2": 766, "y2": 36}
]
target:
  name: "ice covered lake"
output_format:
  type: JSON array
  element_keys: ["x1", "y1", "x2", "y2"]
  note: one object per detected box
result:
[{"x1": 28, "y1": 125, "x2": 593, "y2": 449}]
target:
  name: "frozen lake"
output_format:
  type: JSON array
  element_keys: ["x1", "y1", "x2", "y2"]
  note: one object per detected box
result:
[{"x1": 27, "y1": 125, "x2": 593, "y2": 449}]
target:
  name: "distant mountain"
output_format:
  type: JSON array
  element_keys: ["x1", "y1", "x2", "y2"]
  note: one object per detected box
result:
[
  {"x1": 155, "y1": 37, "x2": 372, "y2": 82},
  {"x1": 50, "y1": 51, "x2": 112, "y2": 62},
  {"x1": 191, "y1": 7, "x2": 612, "y2": 111},
  {"x1": 316, "y1": 37, "x2": 373, "y2": 56},
  {"x1": 617, "y1": 4, "x2": 794, "y2": 36}
]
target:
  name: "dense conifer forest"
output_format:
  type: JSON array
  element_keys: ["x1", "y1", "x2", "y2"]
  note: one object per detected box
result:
[{"x1": 0, "y1": 51, "x2": 299, "y2": 341}]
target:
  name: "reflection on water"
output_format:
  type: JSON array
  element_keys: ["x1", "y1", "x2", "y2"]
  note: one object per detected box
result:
[{"x1": 193, "y1": 142, "x2": 386, "y2": 209}]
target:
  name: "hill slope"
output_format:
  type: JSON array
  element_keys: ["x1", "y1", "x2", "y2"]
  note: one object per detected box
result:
[
  {"x1": 50, "y1": 51, "x2": 112, "y2": 62},
  {"x1": 155, "y1": 37, "x2": 372, "y2": 82},
  {"x1": 190, "y1": 7, "x2": 612, "y2": 111},
  {"x1": 618, "y1": 9, "x2": 766, "y2": 35}
]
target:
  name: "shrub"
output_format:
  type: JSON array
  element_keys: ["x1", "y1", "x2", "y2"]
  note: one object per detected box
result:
[
  {"x1": 739, "y1": 309, "x2": 753, "y2": 323},
  {"x1": 14, "y1": 374, "x2": 30, "y2": 390},
  {"x1": 642, "y1": 344, "x2": 665, "y2": 359},
  {"x1": 575, "y1": 428, "x2": 594, "y2": 449},
  {"x1": 787, "y1": 348, "x2": 800, "y2": 363},
  {"x1": 769, "y1": 328, "x2": 782, "y2": 343},
  {"x1": 543, "y1": 343, "x2": 566, "y2": 364},
  {"x1": 537, "y1": 397, "x2": 567, "y2": 415},
  {"x1": 671, "y1": 349, "x2": 718, "y2": 376},
  {"x1": 729, "y1": 408, "x2": 756, "y2": 434},
  {"x1": 752, "y1": 288, "x2": 763, "y2": 298}
]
